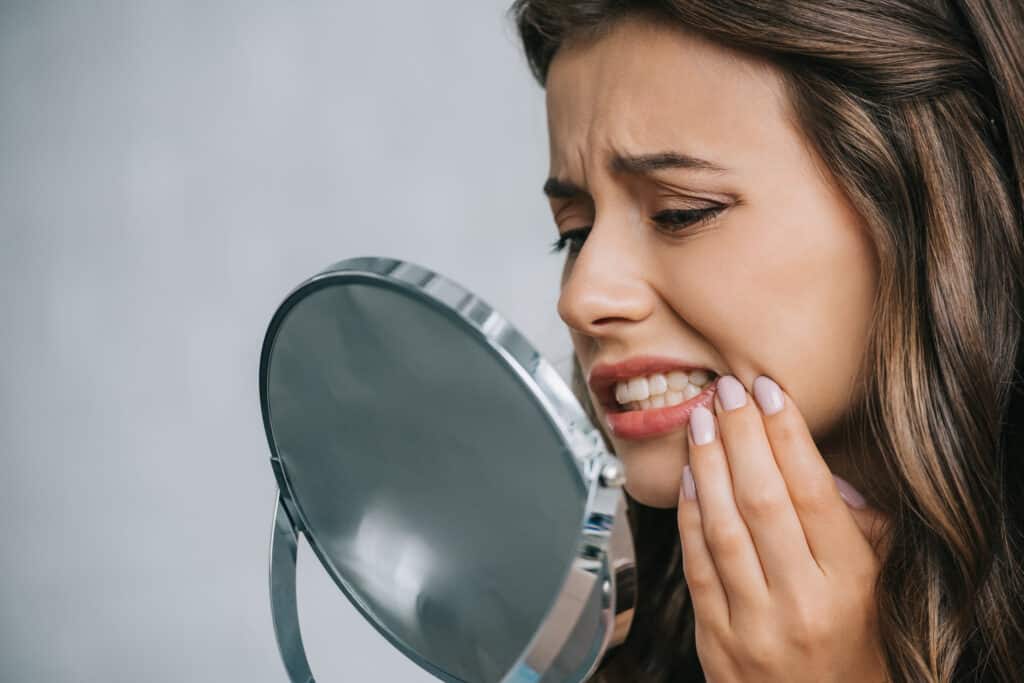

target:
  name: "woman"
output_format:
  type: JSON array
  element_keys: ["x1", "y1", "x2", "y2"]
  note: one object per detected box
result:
[{"x1": 509, "y1": 1, "x2": 1024, "y2": 681}]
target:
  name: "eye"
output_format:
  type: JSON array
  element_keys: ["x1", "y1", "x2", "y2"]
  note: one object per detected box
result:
[
  {"x1": 652, "y1": 206, "x2": 724, "y2": 233},
  {"x1": 549, "y1": 226, "x2": 591, "y2": 255},
  {"x1": 549, "y1": 206, "x2": 724, "y2": 255}
]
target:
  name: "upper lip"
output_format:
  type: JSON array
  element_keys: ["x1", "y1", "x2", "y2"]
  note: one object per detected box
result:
[{"x1": 587, "y1": 355, "x2": 718, "y2": 411}]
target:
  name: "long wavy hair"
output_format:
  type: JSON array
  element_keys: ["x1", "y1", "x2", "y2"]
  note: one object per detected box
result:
[{"x1": 509, "y1": 1, "x2": 1024, "y2": 681}]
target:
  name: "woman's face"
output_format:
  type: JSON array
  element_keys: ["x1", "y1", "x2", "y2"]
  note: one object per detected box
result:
[{"x1": 545, "y1": 15, "x2": 879, "y2": 508}]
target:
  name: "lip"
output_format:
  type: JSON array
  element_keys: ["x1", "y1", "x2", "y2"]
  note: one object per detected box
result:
[
  {"x1": 604, "y1": 378, "x2": 719, "y2": 440},
  {"x1": 587, "y1": 355, "x2": 720, "y2": 441}
]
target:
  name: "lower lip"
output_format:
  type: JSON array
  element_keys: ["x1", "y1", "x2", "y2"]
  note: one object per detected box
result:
[{"x1": 604, "y1": 378, "x2": 719, "y2": 440}]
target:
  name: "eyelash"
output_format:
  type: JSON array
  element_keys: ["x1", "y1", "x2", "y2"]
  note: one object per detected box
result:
[{"x1": 549, "y1": 207, "x2": 724, "y2": 254}]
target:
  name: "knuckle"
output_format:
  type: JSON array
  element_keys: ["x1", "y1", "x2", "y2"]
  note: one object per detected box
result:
[
  {"x1": 788, "y1": 602, "x2": 831, "y2": 648},
  {"x1": 768, "y1": 413, "x2": 803, "y2": 447},
  {"x1": 693, "y1": 625, "x2": 730, "y2": 675},
  {"x1": 738, "y1": 631, "x2": 777, "y2": 667},
  {"x1": 704, "y1": 519, "x2": 747, "y2": 555},
  {"x1": 792, "y1": 475, "x2": 834, "y2": 512},
  {"x1": 737, "y1": 486, "x2": 787, "y2": 519},
  {"x1": 684, "y1": 565, "x2": 719, "y2": 593}
]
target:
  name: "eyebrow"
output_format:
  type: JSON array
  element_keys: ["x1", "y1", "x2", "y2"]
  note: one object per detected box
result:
[{"x1": 542, "y1": 151, "x2": 730, "y2": 198}]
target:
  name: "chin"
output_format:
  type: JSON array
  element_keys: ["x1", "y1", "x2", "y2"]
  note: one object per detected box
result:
[{"x1": 613, "y1": 431, "x2": 690, "y2": 509}]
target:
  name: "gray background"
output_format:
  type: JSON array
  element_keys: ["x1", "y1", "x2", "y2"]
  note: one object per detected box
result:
[{"x1": 0, "y1": 2, "x2": 571, "y2": 681}]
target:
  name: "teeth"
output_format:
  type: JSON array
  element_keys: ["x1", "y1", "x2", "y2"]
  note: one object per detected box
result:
[
  {"x1": 627, "y1": 377, "x2": 650, "y2": 401},
  {"x1": 667, "y1": 371, "x2": 689, "y2": 391},
  {"x1": 613, "y1": 370, "x2": 716, "y2": 410},
  {"x1": 688, "y1": 369, "x2": 711, "y2": 386}
]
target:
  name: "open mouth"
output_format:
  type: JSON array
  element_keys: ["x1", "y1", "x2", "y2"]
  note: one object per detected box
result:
[
  {"x1": 595, "y1": 368, "x2": 718, "y2": 413},
  {"x1": 586, "y1": 358, "x2": 721, "y2": 439}
]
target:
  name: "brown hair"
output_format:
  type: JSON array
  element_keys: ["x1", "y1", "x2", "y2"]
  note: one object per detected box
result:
[{"x1": 509, "y1": 1, "x2": 1024, "y2": 681}]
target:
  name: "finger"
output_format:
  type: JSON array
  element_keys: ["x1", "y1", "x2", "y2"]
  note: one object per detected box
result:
[
  {"x1": 712, "y1": 375, "x2": 820, "y2": 592},
  {"x1": 834, "y1": 475, "x2": 892, "y2": 560},
  {"x1": 678, "y1": 464, "x2": 730, "y2": 630},
  {"x1": 687, "y1": 404, "x2": 769, "y2": 609},
  {"x1": 750, "y1": 375, "x2": 877, "y2": 574}
]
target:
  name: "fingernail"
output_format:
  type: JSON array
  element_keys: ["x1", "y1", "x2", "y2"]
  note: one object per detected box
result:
[
  {"x1": 753, "y1": 375, "x2": 785, "y2": 415},
  {"x1": 689, "y1": 405, "x2": 716, "y2": 445},
  {"x1": 833, "y1": 475, "x2": 867, "y2": 509},
  {"x1": 682, "y1": 464, "x2": 696, "y2": 501},
  {"x1": 716, "y1": 375, "x2": 747, "y2": 411}
]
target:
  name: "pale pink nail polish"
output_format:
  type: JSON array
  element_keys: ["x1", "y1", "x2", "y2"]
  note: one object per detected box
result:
[
  {"x1": 716, "y1": 375, "x2": 747, "y2": 411},
  {"x1": 833, "y1": 475, "x2": 867, "y2": 509},
  {"x1": 753, "y1": 375, "x2": 784, "y2": 415},
  {"x1": 682, "y1": 465, "x2": 696, "y2": 501},
  {"x1": 689, "y1": 405, "x2": 716, "y2": 445}
]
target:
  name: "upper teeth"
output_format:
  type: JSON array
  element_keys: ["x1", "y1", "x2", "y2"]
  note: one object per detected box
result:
[{"x1": 614, "y1": 370, "x2": 714, "y2": 409}]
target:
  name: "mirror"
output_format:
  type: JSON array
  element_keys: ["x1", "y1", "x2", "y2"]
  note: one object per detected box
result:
[{"x1": 259, "y1": 256, "x2": 636, "y2": 682}]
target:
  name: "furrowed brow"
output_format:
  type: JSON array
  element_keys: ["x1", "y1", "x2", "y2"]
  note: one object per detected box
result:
[
  {"x1": 542, "y1": 151, "x2": 729, "y2": 198},
  {"x1": 611, "y1": 151, "x2": 730, "y2": 175},
  {"x1": 542, "y1": 177, "x2": 586, "y2": 199}
]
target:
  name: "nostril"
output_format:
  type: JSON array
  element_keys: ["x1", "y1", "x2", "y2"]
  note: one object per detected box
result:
[{"x1": 592, "y1": 315, "x2": 628, "y2": 326}]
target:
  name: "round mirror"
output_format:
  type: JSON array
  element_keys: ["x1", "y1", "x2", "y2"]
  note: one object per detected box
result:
[{"x1": 259, "y1": 256, "x2": 635, "y2": 682}]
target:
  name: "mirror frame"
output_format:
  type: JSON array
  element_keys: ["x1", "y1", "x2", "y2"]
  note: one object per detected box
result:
[{"x1": 259, "y1": 256, "x2": 636, "y2": 682}]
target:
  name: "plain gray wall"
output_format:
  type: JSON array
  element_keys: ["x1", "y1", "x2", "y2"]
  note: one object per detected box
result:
[{"x1": 0, "y1": 2, "x2": 572, "y2": 681}]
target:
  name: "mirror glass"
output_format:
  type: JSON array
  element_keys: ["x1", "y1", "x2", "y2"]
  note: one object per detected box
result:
[{"x1": 264, "y1": 277, "x2": 590, "y2": 682}]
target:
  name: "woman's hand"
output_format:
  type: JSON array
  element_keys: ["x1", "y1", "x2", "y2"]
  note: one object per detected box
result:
[{"x1": 677, "y1": 375, "x2": 890, "y2": 683}]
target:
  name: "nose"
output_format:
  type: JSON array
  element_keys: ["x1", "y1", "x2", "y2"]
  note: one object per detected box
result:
[{"x1": 556, "y1": 222, "x2": 655, "y2": 336}]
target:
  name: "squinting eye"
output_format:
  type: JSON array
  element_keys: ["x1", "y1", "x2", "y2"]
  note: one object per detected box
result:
[
  {"x1": 652, "y1": 207, "x2": 724, "y2": 233},
  {"x1": 549, "y1": 226, "x2": 591, "y2": 255},
  {"x1": 549, "y1": 206, "x2": 723, "y2": 256}
]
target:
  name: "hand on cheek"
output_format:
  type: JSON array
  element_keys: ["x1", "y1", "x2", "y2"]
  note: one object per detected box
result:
[{"x1": 676, "y1": 375, "x2": 890, "y2": 683}]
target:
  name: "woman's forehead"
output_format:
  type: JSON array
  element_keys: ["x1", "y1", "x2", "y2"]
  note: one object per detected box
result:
[{"x1": 544, "y1": 16, "x2": 790, "y2": 182}]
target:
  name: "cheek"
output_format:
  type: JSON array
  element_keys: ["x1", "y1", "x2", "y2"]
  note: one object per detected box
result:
[
  {"x1": 660, "y1": 223, "x2": 876, "y2": 437},
  {"x1": 766, "y1": 220, "x2": 877, "y2": 436}
]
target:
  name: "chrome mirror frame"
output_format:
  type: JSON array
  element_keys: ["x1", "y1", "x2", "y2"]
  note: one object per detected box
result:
[{"x1": 259, "y1": 256, "x2": 636, "y2": 682}]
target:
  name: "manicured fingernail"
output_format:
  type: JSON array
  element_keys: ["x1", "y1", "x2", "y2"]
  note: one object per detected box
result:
[
  {"x1": 716, "y1": 375, "x2": 747, "y2": 411},
  {"x1": 682, "y1": 464, "x2": 696, "y2": 501},
  {"x1": 689, "y1": 405, "x2": 716, "y2": 445},
  {"x1": 753, "y1": 375, "x2": 785, "y2": 415},
  {"x1": 833, "y1": 475, "x2": 867, "y2": 509}
]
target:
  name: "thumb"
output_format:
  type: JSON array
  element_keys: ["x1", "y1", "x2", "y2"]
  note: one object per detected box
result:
[{"x1": 834, "y1": 475, "x2": 891, "y2": 560}]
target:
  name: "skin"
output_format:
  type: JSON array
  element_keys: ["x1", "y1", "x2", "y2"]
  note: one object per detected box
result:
[
  {"x1": 543, "y1": 14, "x2": 890, "y2": 681},
  {"x1": 545, "y1": 16, "x2": 878, "y2": 508}
]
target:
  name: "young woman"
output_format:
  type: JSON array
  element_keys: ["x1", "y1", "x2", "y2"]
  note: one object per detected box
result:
[{"x1": 510, "y1": 1, "x2": 1024, "y2": 681}]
